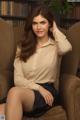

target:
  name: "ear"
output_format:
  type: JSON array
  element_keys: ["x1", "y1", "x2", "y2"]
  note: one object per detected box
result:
[
  {"x1": 49, "y1": 27, "x2": 53, "y2": 33},
  {"x1": 49, "y1": 24, "x2": 53, "y2": 32}
]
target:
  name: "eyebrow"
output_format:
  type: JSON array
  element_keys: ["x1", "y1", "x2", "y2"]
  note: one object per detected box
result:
[{"x1": 32, "y1": 20, "x2": 46, "y2": 23}]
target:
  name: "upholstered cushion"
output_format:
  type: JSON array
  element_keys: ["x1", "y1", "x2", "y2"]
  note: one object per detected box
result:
[
  {"x1": 0, "y1": 18, "x2": 15, "y2": 101},
  {"x1": 0, "y1": 74, "x2": 8, "y2": 100},
  {"x1": 61, "y1": 22, "x2": 80, "y2": 75},
  {"x1": 0, "y1": 18, "x2": 15, "y2": 69},
  {"x1": 23, "y1": 106, "x2": 67, "y2": 120}
]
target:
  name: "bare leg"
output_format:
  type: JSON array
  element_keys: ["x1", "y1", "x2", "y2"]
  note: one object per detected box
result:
[
  {"x1": 5, "y1": 87, "x2": 35, "y2": 120},
  {"x1": 0, "y1": 103, "x2": 5, "y2": 114}
]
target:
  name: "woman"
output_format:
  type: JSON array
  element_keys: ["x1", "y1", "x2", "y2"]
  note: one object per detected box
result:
[{"x1": 5, "y1": 4, "x2": 72, "y2": 120}]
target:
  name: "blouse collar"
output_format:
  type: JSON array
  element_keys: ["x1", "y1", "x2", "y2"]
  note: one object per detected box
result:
[{"x1": 38, "y1": 38, "x2": 56, "y2": 48}]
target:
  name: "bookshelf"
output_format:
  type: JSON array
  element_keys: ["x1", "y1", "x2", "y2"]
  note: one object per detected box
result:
[
  {"x1": 0, "y1": 1, "x2": 30, "y2": 17},
  {"x1": 0, "y1": 0, "x2": 80, "y2": 28},
  {"x1": 0, "y1": 0, "x2": 42, "y2": 26},
  {"x1": 0, "y1": 0, "x2": 30, "y2": 26}
]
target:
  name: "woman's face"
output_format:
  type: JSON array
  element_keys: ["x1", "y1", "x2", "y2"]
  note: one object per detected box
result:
[{"x1": 32, "y1": 14, "x2": 50, "y2": 38}]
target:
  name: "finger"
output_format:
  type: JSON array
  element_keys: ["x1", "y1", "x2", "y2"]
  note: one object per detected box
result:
[
  {"x1": 43, "y1": 94, "x2": 50, "y2": 105},
  {"x1": 49, "y1": 96, "x2": 54, "y2": 106},
  {"x1": 45, "y1": 94, "x2": 53, "y2": 106},
  {"x1": 48, "y1": 94, "x2": 54, "y2": 106}
]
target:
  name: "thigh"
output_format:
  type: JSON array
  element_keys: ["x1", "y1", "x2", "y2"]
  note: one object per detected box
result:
[
  {"x1": 18, "y1": 87, "x2": 35, "y2": 112},
  {"x1": 7, "y1": 87, "x2": 35, "y2": 112}
]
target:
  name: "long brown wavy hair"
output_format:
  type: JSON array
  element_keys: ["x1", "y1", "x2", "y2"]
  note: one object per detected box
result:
[{"x1": 19, "y1": 4, "x2": 55, "y2": 62}]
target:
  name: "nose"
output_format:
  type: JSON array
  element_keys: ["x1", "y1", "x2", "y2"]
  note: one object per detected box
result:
[{"x1": 37, "y1": 24, "x2": 41, "y2": 30}]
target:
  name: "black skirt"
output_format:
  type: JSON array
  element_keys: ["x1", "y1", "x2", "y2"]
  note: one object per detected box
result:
[{"x1": 24, "y1": 83, "x2": 61, "y2": 117}]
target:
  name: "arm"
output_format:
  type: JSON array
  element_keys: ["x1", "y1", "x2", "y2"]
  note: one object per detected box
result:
[
  {"x1": 52, "y1": 22, "x2": 72, "y2": 55},
  {"x1": 14, "y1": 57, "x2": 40, "y2": 90}
]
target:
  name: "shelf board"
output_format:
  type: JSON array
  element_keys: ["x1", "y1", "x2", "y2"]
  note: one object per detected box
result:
[
  {"x1": 0, "y1": 15, "x2": 26, "y2": 21},
  {"x1": 2, "y1": 0, "x2": 38, "y2": 3}
]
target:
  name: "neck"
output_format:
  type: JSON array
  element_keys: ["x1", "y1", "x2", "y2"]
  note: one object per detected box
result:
[{"x1": 37, "y1": 36, "x2": 49, "y2": 45}]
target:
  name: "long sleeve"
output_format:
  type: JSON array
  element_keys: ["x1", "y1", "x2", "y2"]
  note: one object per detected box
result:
[
  {"x1": 14, "y1": 57, "x2": 40, "y2": 90},
  {"x1": 53, "y1": 26, "x2": 72, "y2": 55}
]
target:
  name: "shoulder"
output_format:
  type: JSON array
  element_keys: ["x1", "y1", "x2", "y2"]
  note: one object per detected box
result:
[
  {"x1": 14, "y1": 47, "x2": 21, "y2": 67},
  {"x1": 49, "y1": 38, "x2": 57, "y2": 45}
]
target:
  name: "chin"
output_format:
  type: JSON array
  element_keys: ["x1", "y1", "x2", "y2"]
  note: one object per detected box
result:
[{"x1": 37, "y1": 34, "x2": 45, "y2": 38}]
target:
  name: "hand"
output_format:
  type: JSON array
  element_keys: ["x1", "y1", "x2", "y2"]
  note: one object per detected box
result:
[
  {"x1": 39, "y1": 85, "x2": 54, "y2": 106},
  {"x1": 50, "y1": 21, "x2": 58, "y2": 34}
]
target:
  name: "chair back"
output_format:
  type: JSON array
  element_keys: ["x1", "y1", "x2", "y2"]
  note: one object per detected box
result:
[
  {"x1": 54, "y1": 23, "x2": 80, "y2": 90},
  {"x1": 61, "y1": 22, "x2": 80, "y2": 75},
  {"x1": 0, "y1": 18, "x2": 16, "y2": 101}
]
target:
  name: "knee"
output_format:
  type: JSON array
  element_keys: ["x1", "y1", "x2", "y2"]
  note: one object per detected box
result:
[{"x1": 7, "y1": 87, "x2": 21, "y2": 100}]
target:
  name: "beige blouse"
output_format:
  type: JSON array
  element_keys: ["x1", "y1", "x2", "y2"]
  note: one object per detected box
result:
[{"x1": 14, "y1": 27, "x2": 72, "y2": 90}]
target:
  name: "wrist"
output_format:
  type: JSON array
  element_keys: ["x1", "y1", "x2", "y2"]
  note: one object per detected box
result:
[
  {"x1": 36, "y1": 84, "x2": 40, "y2": 91},
  {"x1": 38, "y1": 85, "x2": 42, "y2": 92}
]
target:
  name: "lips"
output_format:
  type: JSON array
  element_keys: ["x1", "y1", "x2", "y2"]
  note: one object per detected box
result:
[{"x1": 36, "y1": 31, "x2": 43, "y2": 34}]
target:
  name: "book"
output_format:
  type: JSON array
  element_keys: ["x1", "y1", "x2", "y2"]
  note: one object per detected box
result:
[{"x1": 1, "y1": 1, "x2": 7, "y2": 15}]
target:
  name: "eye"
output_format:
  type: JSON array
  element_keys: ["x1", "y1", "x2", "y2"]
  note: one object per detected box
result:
[
  {"x1": 32, "y1": 22, "x2": 37, "y2": 25},
  {"x1": 40, "y1": 21, "x2": 46, "y2": 24}
]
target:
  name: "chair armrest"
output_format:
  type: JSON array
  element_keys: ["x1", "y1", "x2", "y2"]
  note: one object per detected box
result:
[
  {"x1": 0, "y1": 71, "x2": 14, "y2": 103},
  {"x1": 60, "y1": 74, "x2": 80, "y2": 120},
  {"x1": 0, "y1": 74, "x2": 9, "y2": 103}
]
